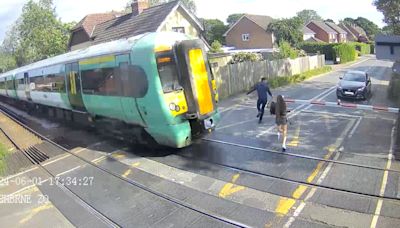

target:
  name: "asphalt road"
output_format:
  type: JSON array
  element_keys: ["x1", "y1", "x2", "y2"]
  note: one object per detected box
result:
[{"x1": 1, "y1": 56, "x2": 400, "y2": 227}]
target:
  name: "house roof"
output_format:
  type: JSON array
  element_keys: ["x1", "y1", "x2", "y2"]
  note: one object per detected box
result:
[
  {"x1": 325, "y1": 22, "x2": 347, "y2": 34},
  {"x1": 338, "y1": 24, "x2": 357, "y2": 39},
  {"x1": 307, "y1": 21, "x2": 337, "y2": 34},
  {"x1": 223, "y1": 14, "x2": 274, "y2": 37},
  {"x1": 353, "y1": 25, "x2": 367, "y2": 36},
  {"x1": 305, "y1": 37, "x2": 324, "y2": 42},
  {"x1": 91, "y1": 0, "x2": 203, "y2": 45},
  {"x1": 245, "y1": 14, "x2": 274, "y2": 30},
  {"x1": 303, "y1": 26, "x2": 316, "y2": 34},
  {"x1": 72, "y1": 13, "x2": 119, "y2": 37}
]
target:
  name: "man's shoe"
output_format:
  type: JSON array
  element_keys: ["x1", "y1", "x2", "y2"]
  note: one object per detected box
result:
[
  {"x1": 282, "y1": 147, "x2": 286, "y2": 152},
  {"x1": 256, "y1": 112, "x2": 261, "y2": 118},
  {"x1": 258, "y1": 119, "x2": 262, "y2": 124}
]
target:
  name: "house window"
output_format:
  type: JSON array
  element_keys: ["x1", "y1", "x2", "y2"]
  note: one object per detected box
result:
[
  {"x1": 172, "y1": 27, "x2": 185, "y2": 34},
  {"x1": 242, "y1": 34, "x2": 250, "y2": 41}
]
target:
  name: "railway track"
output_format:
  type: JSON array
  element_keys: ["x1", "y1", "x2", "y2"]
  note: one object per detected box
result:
[
  {"x1": 175, "y1": 150, "x2": 400, "y2": 201},
  {"x1": 0, "y1": 110, "x2": 119, "y2": 227},
  {"x1": 0, "y1": 105, "x2": 248, "y2": 228},
  {"x1": 202, "y1": 138, "x2": 400, "y2": 174}
]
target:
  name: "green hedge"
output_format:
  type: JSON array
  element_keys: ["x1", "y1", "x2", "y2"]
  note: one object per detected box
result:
[
  {"x1": 333, "y1": 44, "x2": 356, "y2": 64},
  {"x1": 299, "y1": 42, "x2": 338, "y2": 60},
  {"x1": 269, "y1": 66, "x2": 332, "y2": 88},
  {"x1": 351, "y1": 42, "x2": 371, "y2": 55}
]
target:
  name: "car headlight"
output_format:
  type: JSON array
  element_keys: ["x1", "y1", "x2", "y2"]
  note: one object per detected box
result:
[
  {"x1": 357, "y1": 87, "x2": 365, "y2": 91},
  {"x1": 337, "y1": 86, "x2": 342, "y2": 90}
]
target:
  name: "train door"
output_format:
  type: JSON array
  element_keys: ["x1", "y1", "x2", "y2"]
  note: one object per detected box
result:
[
  {"x1": 66, "y1": 63, "x2": 86, "y2": 112},
  {"x1": 24, "y1": 72, "x2": 31, "y2": 101},
  {"x1": 116, "y1": 54, "x2": 145, "y2": 125}
]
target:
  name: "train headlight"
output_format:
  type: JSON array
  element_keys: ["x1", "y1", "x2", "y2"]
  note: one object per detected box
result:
[{"x1": 169, "y1": 103, "x2": 177, "y2": 111}]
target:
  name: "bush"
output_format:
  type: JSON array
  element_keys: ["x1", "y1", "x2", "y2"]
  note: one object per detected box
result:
[
  {"x1": 350, "y1": 42, "x2": 371, "y2": 55},
  {"x1": 278, "y1": 41, "x2": 299, "y2": 59},
  {"x1": 333, "y1": 43, "x2": 356, "y2": 64},
  {"x1": 209, "y1": 40, "x2": 223, "y2": 53},
  {"x1": 230, "y1": 52, "x2": 262, "y2": 64},
  {"x1": 268, "y1": 66, "x2": 332, "y2": 88},
  {"x1": 299, "y1": 42, "x2": 339, "y2": 60}
]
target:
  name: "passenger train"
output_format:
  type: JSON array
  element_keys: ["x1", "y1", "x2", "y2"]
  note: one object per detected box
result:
[{"x1": 0, "y1": 32, "x2": 220, "y2": 148}]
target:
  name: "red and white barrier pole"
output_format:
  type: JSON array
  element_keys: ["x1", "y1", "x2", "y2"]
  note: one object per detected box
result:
[{"x1": 285, "y1": 99, "x2": 399, "y2": 113}]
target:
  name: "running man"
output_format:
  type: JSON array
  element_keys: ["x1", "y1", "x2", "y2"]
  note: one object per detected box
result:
[{"x1": 247, "y1": 77, "x2": 273, "y2": 123}]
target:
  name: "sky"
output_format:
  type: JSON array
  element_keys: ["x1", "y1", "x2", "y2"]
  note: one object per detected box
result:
[{"x1": 0, "y1": 0, "x2": 385, "y2": 42}]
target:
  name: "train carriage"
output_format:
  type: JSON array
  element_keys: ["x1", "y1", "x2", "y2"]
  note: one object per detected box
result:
[{"x1": 0, "y1": 32, "x2": 220, "y2": 148}]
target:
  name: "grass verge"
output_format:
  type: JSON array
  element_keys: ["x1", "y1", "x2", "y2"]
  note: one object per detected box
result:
[{"x1": 269, "y1": 66, "x2": 332, "y2": 89}]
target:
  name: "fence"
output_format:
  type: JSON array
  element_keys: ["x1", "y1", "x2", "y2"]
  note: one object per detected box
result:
[{"x1": 211, "y1": 55, "x2": 325, "y2": 99}]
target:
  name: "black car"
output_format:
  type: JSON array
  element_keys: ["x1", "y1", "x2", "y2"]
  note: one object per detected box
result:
[{"x1": 336, "y1": 70, "x2": 372, "y2": 100}]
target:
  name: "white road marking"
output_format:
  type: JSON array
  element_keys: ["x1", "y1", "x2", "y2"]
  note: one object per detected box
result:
[
  {"x1": 42, "y1": 154, "x2": 71, "y2": 166},
  {"x1": 55, "y1": 166, "x2": 81, "y2": 177},
  {"x1": 0, "y1": 167, "x2": 38, "y2": 185},
  {"x1": 370, "y1": 121, "x2": 396, "y2": 228},
  {"x1": 348, "y1": 117, "x2": 363, "y2": 138},
  {"x1": 7, "y1": 184, "x2": 36, "y2": 196},
  {"x1": 256, "y1": 86, "x2": 337, "y2": 137},
  {"x1": 284, "y1": 118, "x2": 355, "y2": 227}
]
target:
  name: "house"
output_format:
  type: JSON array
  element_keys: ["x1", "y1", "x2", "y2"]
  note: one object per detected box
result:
[
  {"x1": 325, "y1": 22, "x2": 347, "y2": 43},
  {"x1": 306, "y1": 21, "x2": 338, "y2": 43},
  {"x1": 303, "y1": 26, "x2": 316, "y2": 41},
  {"x1": 69, "y1": 13, "x2": 119, "y2": 51},
  {"x1": 341, "y1": 24, "x2": 369, "y2": 43},
  {"x1": 338, "y1": 23, "x2": 358, "y2": 42},
  {"x1": 223, "y1": 14, "x2": 275, "y2": 50},
  {"x1": 68, "y1": 0, "x2": 205, "y2": 51}
]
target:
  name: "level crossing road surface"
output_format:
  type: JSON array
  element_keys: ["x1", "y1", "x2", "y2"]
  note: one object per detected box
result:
[{"x1": 1, "y1": 56, "x2": 400, "y2": 227}]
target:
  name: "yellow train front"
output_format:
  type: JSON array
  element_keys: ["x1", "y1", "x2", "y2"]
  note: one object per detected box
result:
[{"x1": 150, "y1": 33, "x2": 221, "y2": 147}]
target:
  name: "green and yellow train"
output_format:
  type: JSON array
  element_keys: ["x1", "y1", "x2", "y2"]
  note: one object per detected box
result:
[{"x1": 0, "y1": 32, "x2": 220, "y2": 148}]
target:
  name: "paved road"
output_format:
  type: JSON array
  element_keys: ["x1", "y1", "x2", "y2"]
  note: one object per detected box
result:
[{"x1": 1, "y1": 56, "x2": 400, "y2": 227}]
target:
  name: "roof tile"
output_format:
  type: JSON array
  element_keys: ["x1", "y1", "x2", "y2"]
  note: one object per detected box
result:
[{"x1": 92, "y1": 1, "x2": 179, "y2": 44}]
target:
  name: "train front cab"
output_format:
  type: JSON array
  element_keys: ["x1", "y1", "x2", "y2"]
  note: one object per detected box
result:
[{"x1": 153, "y1": 37, "x2": 220, "y2": 148}]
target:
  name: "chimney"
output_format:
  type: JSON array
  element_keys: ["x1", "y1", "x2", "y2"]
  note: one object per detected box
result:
[{"x1": 131, "y1": 0, "x2": 149, "y2": 16}]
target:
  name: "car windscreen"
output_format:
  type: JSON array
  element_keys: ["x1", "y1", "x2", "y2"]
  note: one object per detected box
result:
[{"x1": 343, "y1": 73, "x2": 366, "y2": 82}]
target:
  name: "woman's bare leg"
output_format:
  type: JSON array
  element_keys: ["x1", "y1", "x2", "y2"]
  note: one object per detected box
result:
[{"x1": 282, "y1": 124, "x2": 288, "y2": 150}]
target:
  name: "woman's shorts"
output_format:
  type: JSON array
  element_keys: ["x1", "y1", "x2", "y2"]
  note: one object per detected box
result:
[{"x1": 276, "y1": 117, "x2": 287, "y2": 125}]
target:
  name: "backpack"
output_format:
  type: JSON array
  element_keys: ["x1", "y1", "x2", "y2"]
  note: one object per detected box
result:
[{"x1": 269, "y1": 101, "x2": 276, "y2": 115}]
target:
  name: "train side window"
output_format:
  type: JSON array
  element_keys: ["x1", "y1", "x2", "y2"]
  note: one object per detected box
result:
[
  {"x1": 81, "y1": 67, "x2": 122, "y2": 96},
  {"x1": 117, "y1": 63, "x2": 148, "y2": 98},
  {"x1": 46, "y1": 73, "x2": 66, "y2": 93},
  {"x1": 17, "y1": 78, "x2": 25, "y2": 90},
  {"x1": 31, "y1": 76, "x2": 46, "y2": 92},
  {"x1": 6, "y1": 78, "x2": 15, "y2": 90}
]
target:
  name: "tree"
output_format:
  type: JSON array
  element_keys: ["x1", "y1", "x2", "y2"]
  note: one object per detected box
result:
[
  {"x1": 203, "y1": 19, "x2": 227, "y2": 44},
  {"x1": 296, "y1": 9, "x2": 323, "y2": 24},
  {"x1": 1, "y1": 0, "x2": 72, "y2": 67},
  {"x1": 209, "y1": 40, "x2": 223, "y2": 53},
  {"x1": 324, "y1": 19, "x2": 335, "y2": 23},
  {"x1": 227, "y1": 14, "x2": 244, "y2": 26},
  {"x1": 374, "y1": 0, "x2": 400, "y2": 35},
  {"x1": 267, "y1": 17, "x2": 303, "y2": 47}
]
